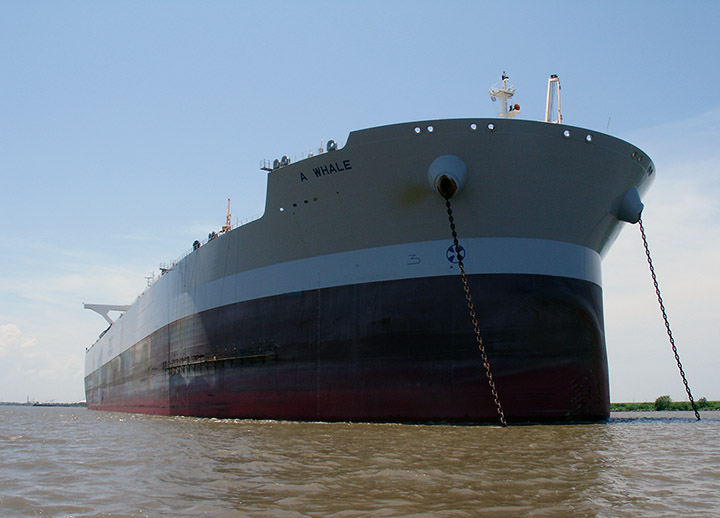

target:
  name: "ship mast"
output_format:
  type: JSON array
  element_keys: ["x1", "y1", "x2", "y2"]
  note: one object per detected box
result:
[
  {"x1": 221, "y1": 198, "x2": 231, "y2": 233},
  {"x1": 544, "y1": 74, "x2": 562, "y2": 123},
  {"x1": 489, "y1": 72, "x2": 521, "y2": 118}
]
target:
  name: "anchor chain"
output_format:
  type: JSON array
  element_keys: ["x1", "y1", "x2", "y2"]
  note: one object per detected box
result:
[
  {"x1": 638, "y1": 217, "x2": 700, "y2": 421},
  {"x1": 445, "y1": 198, "x2": 507, "y2": 426}
]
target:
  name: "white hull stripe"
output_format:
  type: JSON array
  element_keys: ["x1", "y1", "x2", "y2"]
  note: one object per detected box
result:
[
  {"x1": 86, "y1": 238, "x2": 601, "y2": 374},
  {"x1": 202, "y1": 237, "x2": 600, "y2": 309}
]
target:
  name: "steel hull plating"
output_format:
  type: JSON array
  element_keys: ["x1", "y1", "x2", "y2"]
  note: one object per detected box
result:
[
  {"x1": 85, "y1": 273, "x2": 609, "y2": 422},
  {"x1": 84, "y1": 118, "x2": 654, "y2": 423}
]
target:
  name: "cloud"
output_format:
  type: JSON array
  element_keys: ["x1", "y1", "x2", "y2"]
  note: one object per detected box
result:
[
  {"x1": 0, "y1": 239, "x2": 154, "y2": 401},
  {"x1": 624, "y1": 107, "x2": 720, "y2": 165},
  {"x1": 603, "y1": 107, "x2": 720, "y2": 401},
  {"x1": 0, "y1": 322, "x2": 85, "y2": 402},
  {"x1": 0, "y1": 323, "x2": 37, "y2": 356}
]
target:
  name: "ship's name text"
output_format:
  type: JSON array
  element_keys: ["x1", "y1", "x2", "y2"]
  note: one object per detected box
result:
[{"x1": 299, "y1": 159, "x2": 352, "y2": 182}]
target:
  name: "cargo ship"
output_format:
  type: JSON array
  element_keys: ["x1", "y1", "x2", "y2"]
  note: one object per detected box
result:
[{"x1": 84, "y1": 76, "x2": 654, "y2": 423}]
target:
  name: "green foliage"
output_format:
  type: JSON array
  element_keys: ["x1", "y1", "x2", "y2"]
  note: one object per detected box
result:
[
  {"x1": 654, "y1": 395, "x2": 672, "y2": 410},
  {"x1": 610, "y1": 397, "x2": 720, "y2": 411},
  {"x1": 610, "y1": 402, "x2": 653, "y2": 411}
]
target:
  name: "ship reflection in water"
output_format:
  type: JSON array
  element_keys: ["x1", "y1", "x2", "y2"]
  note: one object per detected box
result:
[{"x1": 1, "y1": 406, "x2": 718, "y2": 517}]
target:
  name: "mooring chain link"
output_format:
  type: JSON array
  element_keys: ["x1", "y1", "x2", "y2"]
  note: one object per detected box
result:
[
  {"x1": 638, "y1": 217, "x2": 701, "y2": 421},
  {"x1": 445, "y1": 198, "x2": 507, "y2": 426}
]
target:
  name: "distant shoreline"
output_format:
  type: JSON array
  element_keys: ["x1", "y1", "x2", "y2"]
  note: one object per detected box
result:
[
  {"x1": 611, "y1": 400, "x2": 719, "y2": 411},
  {"x1": 2, "y1": 401, "x2": 717, "y2": 411},
  {"x1": 0, "y1": 402, "x2": 87, "y2": 407}
]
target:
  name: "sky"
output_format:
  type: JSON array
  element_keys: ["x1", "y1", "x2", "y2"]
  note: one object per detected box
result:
[{"x1": 1, "y1": 1, "x2": 718, "y2": 404}]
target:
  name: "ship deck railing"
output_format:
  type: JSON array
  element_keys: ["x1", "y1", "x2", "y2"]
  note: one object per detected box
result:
[{"x1": 150, "y1": 212, "x2": 263, "y2": 287}]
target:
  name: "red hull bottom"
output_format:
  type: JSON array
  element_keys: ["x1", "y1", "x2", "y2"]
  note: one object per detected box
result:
[{"x1": 86, "y1": 274, "x2": 610, "y2": 423}]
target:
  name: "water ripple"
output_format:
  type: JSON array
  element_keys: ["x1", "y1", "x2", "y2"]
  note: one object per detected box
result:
[{"x1": 1, "y1": 407, "x2": 718, "y2": 517}]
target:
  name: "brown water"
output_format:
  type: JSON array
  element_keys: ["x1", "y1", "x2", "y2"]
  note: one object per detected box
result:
[{"x1": 1, "y1": 406, "x2": 718, "y2": 517}]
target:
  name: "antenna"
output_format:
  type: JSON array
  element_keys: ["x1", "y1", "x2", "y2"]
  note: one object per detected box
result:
[
  {"x1": 544, "y1": 74, "x2": 562, "y2": 123},
  {"x1": 221, "y1": 198, "x2": 231, "y2": 233},
  {"x1": 489, "y1": 72, "x2": 521, "y2": 118}
]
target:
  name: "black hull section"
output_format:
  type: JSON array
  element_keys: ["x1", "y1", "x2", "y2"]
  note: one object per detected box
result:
[{"x1": 85, "y1": 274, "x2": 610, "y2": 423}]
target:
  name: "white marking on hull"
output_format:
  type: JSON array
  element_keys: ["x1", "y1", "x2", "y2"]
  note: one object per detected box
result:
[{"x1": 85, "y1": 237, "x2": 600, "y2": 375}]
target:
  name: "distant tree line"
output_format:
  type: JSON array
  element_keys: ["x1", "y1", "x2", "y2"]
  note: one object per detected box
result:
[
  {"x1": 0, "y1": 401, "x2": 87, "y2": 407},
  {"x1": 610, "y1": 396, "x2": 719, "y2": 411}
]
